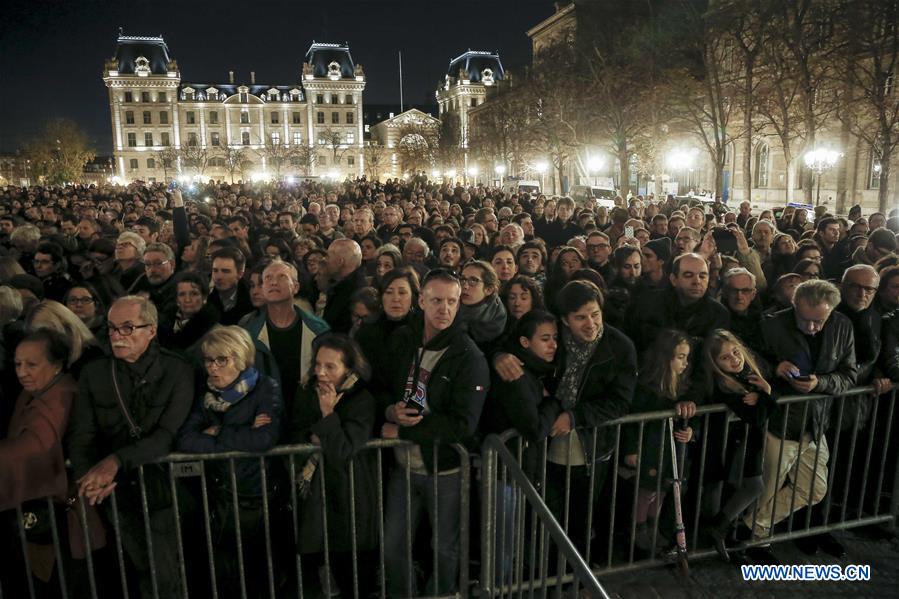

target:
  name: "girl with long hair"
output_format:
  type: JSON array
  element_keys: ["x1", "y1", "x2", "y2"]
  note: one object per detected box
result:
[
  {"x1": 702, "y1": 330, "x2": 777, "y2": 561},
  {"x1": 623, "y1": 330, "x2": 694, "y2": 554}
]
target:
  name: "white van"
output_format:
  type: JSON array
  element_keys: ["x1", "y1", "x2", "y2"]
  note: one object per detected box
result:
[
  {"x1": 502, "y1": 180, "x2": 541, "y2": 196},
  {"x1": 571, "y1": 185, "x2": 618, "y2": 209}
]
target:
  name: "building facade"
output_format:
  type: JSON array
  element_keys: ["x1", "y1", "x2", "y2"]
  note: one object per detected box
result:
[
  {"x1": 435, "y1": 49, "x2": 505, "y2": 162},
  {"x1": 103, "y1": 34, "x2": 365, "y2": 183},
  {"x1": 370, "y1": 109, "x2": 441, "y2": 179}
]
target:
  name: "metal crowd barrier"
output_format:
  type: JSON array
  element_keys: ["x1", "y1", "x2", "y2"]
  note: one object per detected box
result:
[
  {"x1": 3, "y1": 386, "x2": 897, "y2": 599},
  {"x1": 1, "y1": 439, "x2": 471, "y2": 599},
  {"x1": 478, "y1": 385, "x2": 899, "y2": 596}
]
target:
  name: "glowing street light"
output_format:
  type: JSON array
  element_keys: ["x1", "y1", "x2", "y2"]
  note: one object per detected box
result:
[
  {"x1": 468, "y1": 166, "x2": 479, "y2": 177},
  {"x1": 446, "y1": 169, "x2": 457, "y2": 181},
  {"x1": 804, "y1": 147, "x2": 842, "y2": 205},
  {"x1": 666, "y1": 148, "x2": 696, "y2": 171},
  {"x1": 535, "y1": 161, "x2": 548, "y2": 174},
  {"x1": 431, "y1": 169, "x2": 441, "y2": 179},
  {"x1": 587, "y1": 155, "x2": 604, "y2": 173},
  {"x1": 495, "y1": 165, "x2": 506, "y2": 176}
]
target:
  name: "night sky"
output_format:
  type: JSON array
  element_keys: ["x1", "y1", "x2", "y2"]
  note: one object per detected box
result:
[{"x1": 0, "y1": 0, "x2": 554, "y2": 155}]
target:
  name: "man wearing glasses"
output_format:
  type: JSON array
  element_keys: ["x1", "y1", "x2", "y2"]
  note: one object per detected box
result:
[
  {"x1": 68, "y1": 295, "x2": 194, "y2": 599},
  {"x1": 32, "y1": 241, "x2": 73, "y2": 302},
  {"x1": 128, "y1": 242, "x2": 178, "y2": 323}
]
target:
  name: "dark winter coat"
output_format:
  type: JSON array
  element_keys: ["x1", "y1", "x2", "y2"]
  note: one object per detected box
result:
[
  {"x1": 289, "y1": 379, "x2": 377, "y2": 553},
  {"x1": 380, "y1": 314, "x2": 489, "y2": 473},
  {"x1": 208, "y1": 278, "x2": 254, "y2": 326},
  {"x1": 322, "y1": 266, "x2": 368, "y2": 334},
  {"x1": 759, "y1": 307, "x2": 857, "y2": 440},
  {"x1": 554, "y1": 324, "x2": 638, "y2": 461},
  {"x1": 158, "y1": 302, "x2": 221, "y2": 354},
  {"x1": 177, "y1": 374, "x2": 282, "y2": 497}
]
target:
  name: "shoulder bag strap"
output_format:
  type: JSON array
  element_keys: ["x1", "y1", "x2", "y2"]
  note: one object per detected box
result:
[{"x1": 110, "y1": 361, "x2": 142, "y2": 439}]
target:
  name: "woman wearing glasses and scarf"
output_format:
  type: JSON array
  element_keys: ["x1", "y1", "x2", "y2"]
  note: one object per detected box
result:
[{"x1": 177, "y1": 325, "x2": 282, "y2": 599}]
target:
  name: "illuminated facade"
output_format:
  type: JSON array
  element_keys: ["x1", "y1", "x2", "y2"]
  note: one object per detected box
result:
[
  {"x1": 103, "y1": 34, "x2": 365, "y2": 182},
  {"x1": 435, "y1": 50, "x2": 504, "y2": 155}
]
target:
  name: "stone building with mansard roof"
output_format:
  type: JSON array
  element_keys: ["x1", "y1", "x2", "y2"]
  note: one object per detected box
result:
[{"x1": 103, "y1": 33, "x2": 365, "y2": 182}]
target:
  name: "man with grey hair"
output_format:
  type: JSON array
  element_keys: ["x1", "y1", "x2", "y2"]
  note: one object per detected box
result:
[
  {"x1": 721, "y1": 266, "x2": 764, "y2": 351},
  {"x1": 749, "y1": 280, "x2": 857, "y2": 543},
  {"x1": 322, "y1": 238, "x2": 366, "y2": 333},
  {"x1": 403, "y1": 237, "x2": 432, "y2": 279},
  {"x1": 129, "y1": 242, "x2": 177, "y2": 319},
  {"x1": 68, "y1": 295, "x2": 194, "y2": 599}
]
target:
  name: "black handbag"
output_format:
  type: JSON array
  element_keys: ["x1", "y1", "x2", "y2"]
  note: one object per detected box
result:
[{"x1": 20, "y1": 497, "x2": 71, "y2": 544}]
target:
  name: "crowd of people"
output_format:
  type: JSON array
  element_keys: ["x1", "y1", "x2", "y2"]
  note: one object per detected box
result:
[{"x1": 0, "y1": 175, "x2": 897, "y2": 597}]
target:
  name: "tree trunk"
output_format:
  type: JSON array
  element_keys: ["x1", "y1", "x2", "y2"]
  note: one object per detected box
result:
[
  {"x1": 878, "y1": 147, "x2": 892, "y2": 214},
  {"x1": 618, "y1": 143, "x2": 630, "y2": 199},
  {"x1": 743, "y1": 70, "x2": 754, "y2": 204}
]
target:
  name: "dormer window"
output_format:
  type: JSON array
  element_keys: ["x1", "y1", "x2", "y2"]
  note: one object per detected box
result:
[
  {"x1": 182, "y1": 87, "x2": 195, "y2": 101},
  {"x1": 268, "y1": 89, "x2": 280, "y2": 101},
  {"x1": 290, "y1": 88, "x2": 301, "y2": 101},
  {"x1": 327, "y1": 61, "x2": 341, "y2": 79},
  {"x1": 134, "y1": 56, "x2": 150, "y2": 76},
  {"x1": 482, "y1": 68, "x2": 494, "y2": 85},
  {"x1": 206, "y1": 87, "x2": 219, "y2": 100}
]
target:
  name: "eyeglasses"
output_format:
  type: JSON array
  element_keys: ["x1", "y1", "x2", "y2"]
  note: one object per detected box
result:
[
  {"x1": 460, "y1": 276, "x2": 483, "y2": 287},
  {"x1": 726, "y1": 287, "x2": 755, "y2": 296},
  {"x1": 108, "y1": 323, "x2": 152, "y2": 336},
  {"x1": 203, "y1": 355, "x2": 231, "y2": 368},
  {"x1": 844, "y1": 282, "x2": 877, "y2": 295},
  {"x1": 66, "y1": 297, "x2": 95, "y2": 306},
  {"x1": 587, "y1": 243, "x2": 610, "y2": 251},
  {"x1": 33, "y1": 259, "x2": 53, "y2": 266},
  {"x1": 144, "y1": 260, "x2": 170, "y2": 269}
]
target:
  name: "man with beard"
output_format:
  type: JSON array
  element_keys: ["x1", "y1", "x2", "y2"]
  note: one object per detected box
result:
[{"x1": 603, "y1": 246, "x2": 642, "y2": 328}]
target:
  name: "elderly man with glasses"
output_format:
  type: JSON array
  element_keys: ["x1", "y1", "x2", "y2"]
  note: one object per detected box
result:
[{"x1": 67, "y1": 295, "x2": 194, "y2": 599}]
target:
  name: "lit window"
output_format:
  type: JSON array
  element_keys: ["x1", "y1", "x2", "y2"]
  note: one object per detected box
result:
[
  {"x1": 293, "y1": 132, "x2": 302, "y2": 145},
  {"x1": 211, "y1": 132, "x2": 220, "y2": 147},
  {"x1": 272, "y1": 132, "x2": 280, "y2": 145},
  {"x1": 754, "y1": 142, "x2": 769, "y2": 188}
]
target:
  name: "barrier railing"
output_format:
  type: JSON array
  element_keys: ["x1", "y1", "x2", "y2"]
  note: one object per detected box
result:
[
  {"x1": 3, "y1": 386, "x2": 897, "y2": 598},
  {"x1": 478, "y1": 385, "x2": 899, "y2": 596},
  {"x1": 1, "y1": 439, "x2": 470, "y2": 599}
]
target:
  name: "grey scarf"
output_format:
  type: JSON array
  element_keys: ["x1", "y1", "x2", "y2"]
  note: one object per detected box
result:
[{"x1": 557, "y1": 326, "x2": 602, "y2": 411}]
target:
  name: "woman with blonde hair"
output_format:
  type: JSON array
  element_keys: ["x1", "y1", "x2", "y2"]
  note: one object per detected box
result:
[
  {"x1": 0, "y1": 256, "x2": 25, "y2": 284},
  {"x1": 702, "y1": 329, "x2": 777, "y2": 561},
  {"x1": 25, "y1": 300, "x2": 103, "y2": 376}
]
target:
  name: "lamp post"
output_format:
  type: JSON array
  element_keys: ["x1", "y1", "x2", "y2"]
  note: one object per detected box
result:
[
  {"x1": 535, "y1": 161, "x2": 548, "y2": 194},
  {"x1": 666, "y1": 148, "x2": 696, "y2": 195},
  {"x1": 587, "y1": 155, "x2": 604, "y2": 187},
  {"x1": 804, "y1": 148, "x2": 842, "y2": 206},
  {"x1": 495, "y1": 164, "x2": 506, "y2": 188},
  {"x1": 467, "y1": 165, "x2": 479, "y2": 186},
  {"x1": 446, "y1": 169, "x2": 456, "y2": 184}
]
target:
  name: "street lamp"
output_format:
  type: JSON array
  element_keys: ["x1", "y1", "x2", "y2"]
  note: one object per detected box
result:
[
  {"x1": 495, "y1": 164, "x2": 506, "y2": 188},
  {"x1": 804, "y1": 147, "x2": 842, "y2": 206},
  {"x1": 535, "y1": 160, "x2": 548, "y2": 194},
  {"x1": 666, "y1": 148, "x2": 697, "y2": 194},
  {"x1": 467, "y1": 165, "x2": 479, "y2": 185},
  {"x1": 446, "y1": 169, "x2": 456, "y2": 183},
  {"x1": 587, "y1": 155, "x2": 604, "y2": 186}
]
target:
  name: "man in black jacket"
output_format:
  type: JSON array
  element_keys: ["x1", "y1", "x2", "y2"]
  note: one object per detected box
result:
[
  {"x1": 208, "y1": 247, "x2": 253, "y2": 325},
  {"x1": 381, "y1": 269, "x2": 489, "y2": 597},
  {"x1": 321, "y1": 239, "x2": 366, "y2": 333},
  {"x1": 748, "y1": 280, "x2": 857, "y2": 547},
  {"x1": 67, "y1": 295, "x2": 194, "y2": 599}
]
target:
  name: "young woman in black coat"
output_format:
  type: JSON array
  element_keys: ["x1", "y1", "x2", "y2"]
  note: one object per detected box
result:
[
  {"x1": 289, "y1": 334, "x2": 377, "y2": 598},
  {"x1": 702, "y1": 329, "x2": 778, "y2": 561}
]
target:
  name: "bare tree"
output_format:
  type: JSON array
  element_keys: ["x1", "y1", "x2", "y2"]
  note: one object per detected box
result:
[
  {"x1": 217, "y1": 145, "x2": 247, "y2": 184},
  {"x1": 436, "y1": 112, "x2": 464, "y2": 173},
  {"x1": 152, "y1": 147, "x2": 180, "y2": 182},
  {"x1": 469, "y1": 90, "x2": 534, "y2": 176},
  {"x1": 256, "y1": 136, "x2": 297, "y2": 180},
  {"x1": 837, "y1": 0, "x2": 899, "y2": 211},
  {"x1": 395, "y1": 122, "x2": 437, "y2": 176},
  {"x1": 291, "y1": 145, "x2": 317, "y2": 177},
  {"x1": 363, "y1": 143, "x2": 386, "y2": 181},
  {"x1": 179, "y1": 143, "x2": 210, "y2": 179},
  {"x1": 320, "y1": 127, "x2": 348, "y2": 168}
]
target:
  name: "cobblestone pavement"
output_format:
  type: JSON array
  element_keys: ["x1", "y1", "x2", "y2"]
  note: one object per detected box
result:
[{"x1": 599, "y1": 529, "x2": 899, "y2": 598}]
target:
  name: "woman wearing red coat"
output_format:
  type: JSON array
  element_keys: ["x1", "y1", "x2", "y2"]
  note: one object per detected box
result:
[{"x1": 0, "y1": 329, "x2": 77, "y2": 592}]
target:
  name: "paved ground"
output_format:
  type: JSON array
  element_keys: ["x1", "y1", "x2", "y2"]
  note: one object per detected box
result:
[{"x1": 599, "y1": 528, "x2": 899, "y2": 598}]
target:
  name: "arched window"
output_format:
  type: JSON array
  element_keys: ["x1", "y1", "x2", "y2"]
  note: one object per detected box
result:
[{"x1": 754, "y1": 142, "x2": 769, "y2": 188}]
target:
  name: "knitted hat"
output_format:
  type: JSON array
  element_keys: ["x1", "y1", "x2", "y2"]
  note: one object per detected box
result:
[{"x1": 643, "y1": 237, "x2": 672, "y2": 262}]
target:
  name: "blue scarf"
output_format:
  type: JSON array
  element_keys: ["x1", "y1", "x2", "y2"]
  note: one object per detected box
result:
[{"x1": 203, "y1": 367, "x2": 260, "y2": 412}]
